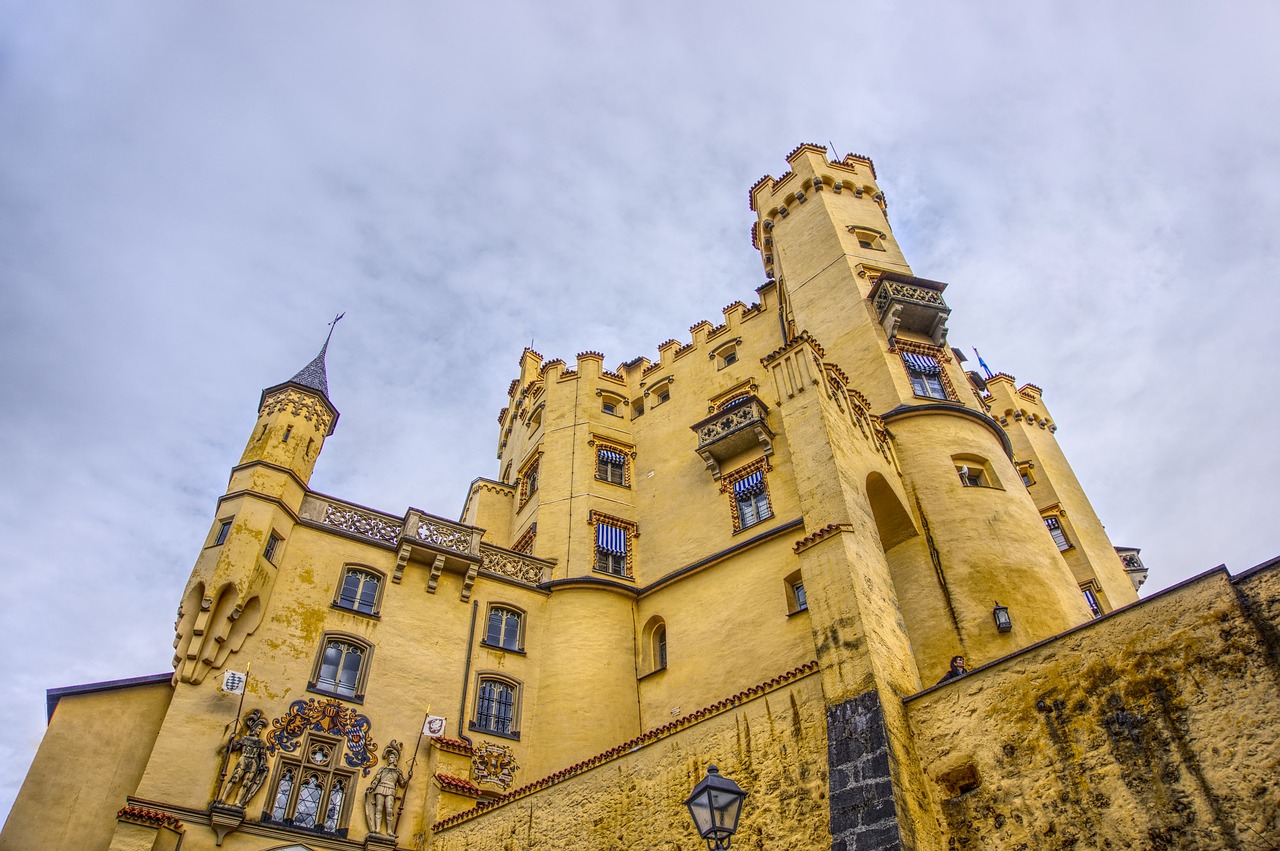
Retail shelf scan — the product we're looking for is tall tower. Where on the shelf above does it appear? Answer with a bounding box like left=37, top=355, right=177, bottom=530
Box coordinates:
left=751, top=145, right=1092, bottom=674
left=172, top=331, right=340, bottom=686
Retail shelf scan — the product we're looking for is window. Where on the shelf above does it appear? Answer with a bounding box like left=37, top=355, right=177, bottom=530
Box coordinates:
left=1045, top=516, right=1071, bottom=551
left=733, top=471, right=772, bottom=529
left=310, top=635, right=371, bottom=700
left=785, top=570, right=808, bottom=614
left=472, top=676, right=520, bottom=738
left=597, top=448, right=627, bottom=486
left=519, top=456, right=540, bottom=506
left=957, top=465, right=985, bottom=488
left=640, top=616, right=667, bottom=676
left=1017, top=461, right=1035, bottom=487
left=657, top=390, right=670, bottom=404
left=1081, top=584, right=1103, bottom=619
left=851, top=228, right=885, bottom=250
left=213, top=520, right=232, bottom=546
left=282, top=425, right=293, bottom=443
left=335, top=567, right=382, bottom=616
left=483, top=606, right=523, bottom=651
left=602, top=401, right=617, bottom=416
left=902, top=353, right=949, bottom=400
left=267, top=732, right=353, bottom=834
left=722, top=350, right=737, bottom=366
left=592, top=513, right=633, bottom=578
left=264, top=532, right=283, bottom=563
left=632, top=398, right=645, bottom=418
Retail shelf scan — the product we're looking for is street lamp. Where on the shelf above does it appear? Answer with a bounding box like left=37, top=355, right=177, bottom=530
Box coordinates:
left=684, top=765, right=747, bottom=850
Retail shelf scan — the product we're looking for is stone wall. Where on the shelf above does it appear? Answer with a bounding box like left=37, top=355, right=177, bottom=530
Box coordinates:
left=906, top=566, right=1280, bottom=850
left=430, top=672, right=830, bottom=851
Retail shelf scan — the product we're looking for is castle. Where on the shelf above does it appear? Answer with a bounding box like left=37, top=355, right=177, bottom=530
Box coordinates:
left=4, top=144, right=1278, bottom=850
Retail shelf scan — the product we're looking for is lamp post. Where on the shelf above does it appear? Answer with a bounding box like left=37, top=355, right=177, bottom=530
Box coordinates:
left=684, top=765, right=747, bottom=850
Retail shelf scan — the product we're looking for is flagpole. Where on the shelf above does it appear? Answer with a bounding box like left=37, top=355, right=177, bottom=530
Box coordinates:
left=394, top=704, right=431, bottom=834
left=214, top=662, right=250, bottom=804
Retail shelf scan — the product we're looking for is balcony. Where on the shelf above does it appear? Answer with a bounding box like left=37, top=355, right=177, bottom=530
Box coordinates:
left=870, top=272, right=951, bottom=345
left=690, top=396, right=774, bottom=478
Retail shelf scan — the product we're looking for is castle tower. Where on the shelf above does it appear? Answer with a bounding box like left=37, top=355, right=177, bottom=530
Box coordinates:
left=172, top=330, right=340, bottom=686
left=752, top=145, right=1092, bottom=670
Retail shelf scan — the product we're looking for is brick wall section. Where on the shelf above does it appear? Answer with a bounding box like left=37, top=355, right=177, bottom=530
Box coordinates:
left=827, top=690, right=904, bottom=851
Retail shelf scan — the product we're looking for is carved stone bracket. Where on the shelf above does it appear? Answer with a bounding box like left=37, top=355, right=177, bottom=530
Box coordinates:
left=427, top=554, right=445, bottom=594
left=208, top=804, right=244, bottom=847
left=392, top=543, right=411, bottom=585
left=460, top=564, right=479, bottom=601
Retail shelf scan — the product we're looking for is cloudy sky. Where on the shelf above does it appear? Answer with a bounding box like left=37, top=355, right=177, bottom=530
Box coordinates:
left=2, top=0, right=1278, bottom=823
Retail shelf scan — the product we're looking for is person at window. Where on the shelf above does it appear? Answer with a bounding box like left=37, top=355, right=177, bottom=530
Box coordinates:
left=937, top=655, right=968, bottom=684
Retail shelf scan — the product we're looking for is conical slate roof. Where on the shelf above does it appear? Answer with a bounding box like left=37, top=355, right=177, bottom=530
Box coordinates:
left=288, top=338, right=331, bottom=398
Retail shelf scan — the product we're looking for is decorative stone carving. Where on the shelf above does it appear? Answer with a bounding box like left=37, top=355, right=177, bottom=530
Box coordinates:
left=216, top=709, right=269, bottom=808
left=261, top=387, right=334, bottom=434
left=471, top=741, right=519, bottom=789
left=323, top=504, right=400, bottom=545
left=690, top=396, right=774, bottom=478
left=415, top=519, right=472, bottom=553
left=364, top=740, right=407, bottom=838
left=266, top=698, right=379, bottom=776
left=427, top=554, right=446, bottom=594
left=480, top=546, right=546, bottom=584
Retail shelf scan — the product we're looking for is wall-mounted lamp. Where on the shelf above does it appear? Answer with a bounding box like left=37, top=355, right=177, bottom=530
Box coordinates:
left=992, top=602, right=1012, bottom=633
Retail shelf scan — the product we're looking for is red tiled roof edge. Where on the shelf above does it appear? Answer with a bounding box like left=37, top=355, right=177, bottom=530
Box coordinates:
left=431, top=661, right=820, bottom=832
left=117, top=805, right=184, bottom=832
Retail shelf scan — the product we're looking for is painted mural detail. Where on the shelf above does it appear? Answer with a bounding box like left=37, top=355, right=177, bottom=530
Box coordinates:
left=266, top=697, right=379, bottom=776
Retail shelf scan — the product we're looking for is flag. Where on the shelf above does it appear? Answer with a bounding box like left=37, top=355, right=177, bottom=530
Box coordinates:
left=222, top=670, right=246, bottom=694
left=423, top=716, right=447, bottom=737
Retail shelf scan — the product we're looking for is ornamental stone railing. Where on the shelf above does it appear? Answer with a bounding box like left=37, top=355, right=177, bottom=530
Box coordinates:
left=871, top=275, right=951, bottom=344
left=690, top=396, right=774, bottom=478
left=302, top=495, right=402, bottom=545
left=479, top=544, right=552, bottom=585
left=406, top=509, right=480, bottom=557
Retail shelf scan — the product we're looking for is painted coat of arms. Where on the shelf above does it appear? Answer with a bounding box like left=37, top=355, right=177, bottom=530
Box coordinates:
left=471, top=741, right=519, bottom=789
left=266, top=697, right=379, bottom=776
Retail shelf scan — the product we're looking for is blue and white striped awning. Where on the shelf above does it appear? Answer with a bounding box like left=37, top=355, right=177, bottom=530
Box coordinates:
left=597, top=522, right=627, bottom=555
left=901, top=352, right=942, bottom=375
left=598, top=448, right=626, bottom=465
left=733, top=470, right=766, bottom=497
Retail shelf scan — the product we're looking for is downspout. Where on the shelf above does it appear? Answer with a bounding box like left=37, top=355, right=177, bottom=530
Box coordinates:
left=457, top=599, right=480, bottom=746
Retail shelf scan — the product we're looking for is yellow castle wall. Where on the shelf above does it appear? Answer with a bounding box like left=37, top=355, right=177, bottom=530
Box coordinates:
left=1, top=681, right=172, bottom=851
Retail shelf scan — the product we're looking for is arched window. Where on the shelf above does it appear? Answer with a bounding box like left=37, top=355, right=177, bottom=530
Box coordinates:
left=310, top=634, right=372, bottom=701
left=471, top=675, right=521, bottom=739
left=640, top=616, right=668, bottom=676
left=483, top=605, right=524, bottom=651
left=335, top=567, right=382, bottom=616
left=266, top=732, right=354, bottom=834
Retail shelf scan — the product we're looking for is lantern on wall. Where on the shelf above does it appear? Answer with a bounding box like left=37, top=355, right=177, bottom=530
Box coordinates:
left=684, top=765, right=747, bottom=850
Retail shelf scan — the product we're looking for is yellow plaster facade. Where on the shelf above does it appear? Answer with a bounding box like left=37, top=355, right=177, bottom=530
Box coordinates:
left=5, top=144, right=1277, bottom=851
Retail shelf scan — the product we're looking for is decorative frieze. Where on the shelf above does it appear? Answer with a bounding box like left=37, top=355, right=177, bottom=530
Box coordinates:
left=414, top=517, right=473, bottom=553
left=261, top=387, right=334, bottom=434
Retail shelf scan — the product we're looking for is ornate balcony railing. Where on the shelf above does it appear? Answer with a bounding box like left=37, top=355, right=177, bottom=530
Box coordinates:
left=690, top=396, right=774, bottom=478
left=405, top=509, right=481, bottom=557
left=870, top=274, right=951, bottom=345
left=480, top=543, right=553, bottom=585
left=302, top=495, right=403, bottom=545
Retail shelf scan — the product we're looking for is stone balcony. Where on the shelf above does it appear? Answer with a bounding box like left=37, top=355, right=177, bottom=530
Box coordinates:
left=301, top=495, right=552, bottom=597
left=869, top=272, right=951, bottom=345
left=690, top=396, right=774, bottom=478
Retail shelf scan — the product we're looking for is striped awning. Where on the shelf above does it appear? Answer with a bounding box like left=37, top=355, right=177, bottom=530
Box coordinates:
left=901, top=352, right=941, bottom=375
left=733, top=470, right=765, bottom=497
left=597, top=522, right=627, bottom=555
left=598, top=448, right=626, bottom=465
